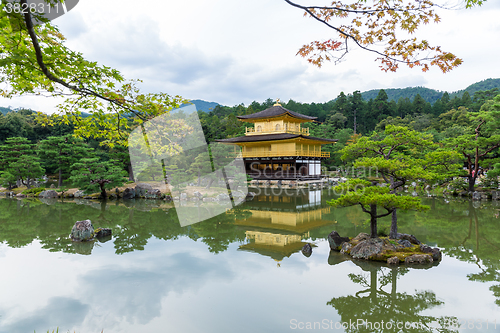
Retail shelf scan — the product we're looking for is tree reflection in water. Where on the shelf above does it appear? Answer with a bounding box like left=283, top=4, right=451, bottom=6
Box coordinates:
left=327, top=254, right=458, bottom=333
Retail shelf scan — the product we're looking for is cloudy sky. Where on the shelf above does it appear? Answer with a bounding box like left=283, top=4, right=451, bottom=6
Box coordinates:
left=3, top=0, right=500, bottom=112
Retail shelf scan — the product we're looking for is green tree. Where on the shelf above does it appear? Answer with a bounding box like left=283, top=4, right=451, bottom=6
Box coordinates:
left=9, top=154, right=45, bottom=189
left=0, top=170, right=17, bottom=190
left=69, top=158, right=127, bottom=199
left=445, top=95, right=500, bottom=192
left=328, top=179, right=428, bottom=238
left=340, top=125, right=461, bottom=238
left=0, top=136, right=33, bottom=170
left=37, top=135, right=91, bottom=187
left=1, top=1, right=186, bottom=147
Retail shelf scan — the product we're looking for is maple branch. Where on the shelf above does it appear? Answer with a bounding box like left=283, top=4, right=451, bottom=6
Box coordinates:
left=20, top=0, right=147, bottom=121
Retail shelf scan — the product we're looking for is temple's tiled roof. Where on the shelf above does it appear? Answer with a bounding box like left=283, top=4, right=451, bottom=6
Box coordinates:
left=237, top=105, right=317, bottom=121
left=215, top=133, right=337, bottom=143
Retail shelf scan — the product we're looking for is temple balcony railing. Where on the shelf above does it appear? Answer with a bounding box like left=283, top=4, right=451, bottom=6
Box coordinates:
left=232, top=150, right=329, bottom=158
left=245, top=127, right=309, bottom=136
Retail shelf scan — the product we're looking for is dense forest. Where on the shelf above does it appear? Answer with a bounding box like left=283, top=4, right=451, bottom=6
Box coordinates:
left=360, top=78, right=500, bottom=104
left=1, top=84, right=500, bottom=194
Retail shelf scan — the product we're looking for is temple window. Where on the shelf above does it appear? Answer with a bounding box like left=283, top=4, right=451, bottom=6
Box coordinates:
left=275, top=124, right=281, bottom=131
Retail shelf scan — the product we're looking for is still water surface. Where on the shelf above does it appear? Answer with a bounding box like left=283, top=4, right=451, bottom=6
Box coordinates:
left=0, top=189, right=499, bottom=333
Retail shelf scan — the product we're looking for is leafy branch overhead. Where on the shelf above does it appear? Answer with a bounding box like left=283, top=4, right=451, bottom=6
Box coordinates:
left=285, top=0, right=484, bottom=72
left=0, top=0, right=187, bottom=147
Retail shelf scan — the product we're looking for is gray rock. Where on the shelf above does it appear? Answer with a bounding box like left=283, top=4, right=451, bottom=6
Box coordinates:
left=122, top=187, right=136, bottom=199
left=180, top=193, right=188, bottom=200
left=145, top=189, right=162, bottom=199
left=397, top=233, right=421, bottom=245
left=405, top=254, right=433, bottom=264
left=472, top=191, right=481, bottom=201
left=70, top=219, right=95, bottom=242
left=419, top=244, right=442, bottom=261
left=135, top=183, right=153, bottom=197
left=164, top=195, right=172, bottom=201
left=351, top=233, right=370, bottom=244
left=387, top=256, right=400, bottom=265
left=301, top=243, right=312, bottom=257
left=327, top=231, right=350, bottom=251
left=193, top=191, right=203, bottom=198
left=50, top=184, right=56, bottom=189
left=74, top=190, right=86, bottom=198
left=340, top=242, right=352, bottom=254
left=16, top=193, right=26, bottom=198
left=39, top=190, right=58, bottom=198
left=398, top=239, right=413, bottom=248
left=350, top=238, right=384, bottom=259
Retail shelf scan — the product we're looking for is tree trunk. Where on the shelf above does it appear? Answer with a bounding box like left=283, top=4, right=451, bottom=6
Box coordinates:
left=389, top=175, right=398, bottom=239
left=370, top=204, right=377, bottom=238
left=58, top=168, right=63, bottom=188
left=389, top=209, right=398, bottom=239
left=468, top=175, right=476, bottom=192
left=100, top=184, right=107, bottom=199
left=128, top=162, right=135, bottom=182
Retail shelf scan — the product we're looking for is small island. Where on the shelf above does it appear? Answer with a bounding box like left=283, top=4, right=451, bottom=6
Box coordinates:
left=327, top=231, right=441, bottom=266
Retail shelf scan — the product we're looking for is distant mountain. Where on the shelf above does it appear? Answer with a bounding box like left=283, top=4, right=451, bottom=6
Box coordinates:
left=449, top=78, right=500, bottom=98
left=361, top=87, right=444, bottom=104
left=0, top=107, right=11, bottom=115
left=360, top=78, right=500, bottom=104
left=188, top=99, right=219, bottom=112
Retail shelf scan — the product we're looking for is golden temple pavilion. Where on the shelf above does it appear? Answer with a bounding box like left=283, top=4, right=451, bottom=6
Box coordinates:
left=216, top=101, right=337, bottom=180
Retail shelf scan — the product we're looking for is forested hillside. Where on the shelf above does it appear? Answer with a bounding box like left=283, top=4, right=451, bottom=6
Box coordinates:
left=360, top=78, right=500, bottom=104
left=361, top=87, right=444, bottom=104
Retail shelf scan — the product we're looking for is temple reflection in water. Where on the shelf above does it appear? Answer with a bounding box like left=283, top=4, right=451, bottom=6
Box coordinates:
left=236, top=188, right=336, bottom=262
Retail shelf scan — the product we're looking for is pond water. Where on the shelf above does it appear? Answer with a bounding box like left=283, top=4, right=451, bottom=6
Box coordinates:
left=0, top=189, right=499, bottom=333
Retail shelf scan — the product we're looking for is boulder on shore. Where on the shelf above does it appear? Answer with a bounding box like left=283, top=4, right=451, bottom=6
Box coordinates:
left=396, top=233, right=421, bottom=245
left=405, top=254, right=433, bottom=264
left=39, top=190, right=58, bottom=199
left=135, top=183, right=153, bottom=197
left=327, top=231, right=350, bottom=251
left=419, top=244, right=442, bottom=261
left=350, top=238, right=384, bottom=259
left=122, top=187, right=135, bottom=199
left=70, top=219, right=94, bottom=242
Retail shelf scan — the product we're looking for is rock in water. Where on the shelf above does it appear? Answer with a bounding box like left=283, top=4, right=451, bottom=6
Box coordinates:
left=405, top=254, right=433, bottom=264
left=70, top=219, right=94, bottom=242
left=350, top=238, right=383, bottom=259
left=327, top=231, right=350, bottom=251
left=419, top=244, right=442, bottom=261
left=387, top=256, right=400, bottom=265
left=301, top=243, right=312, bottom=257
